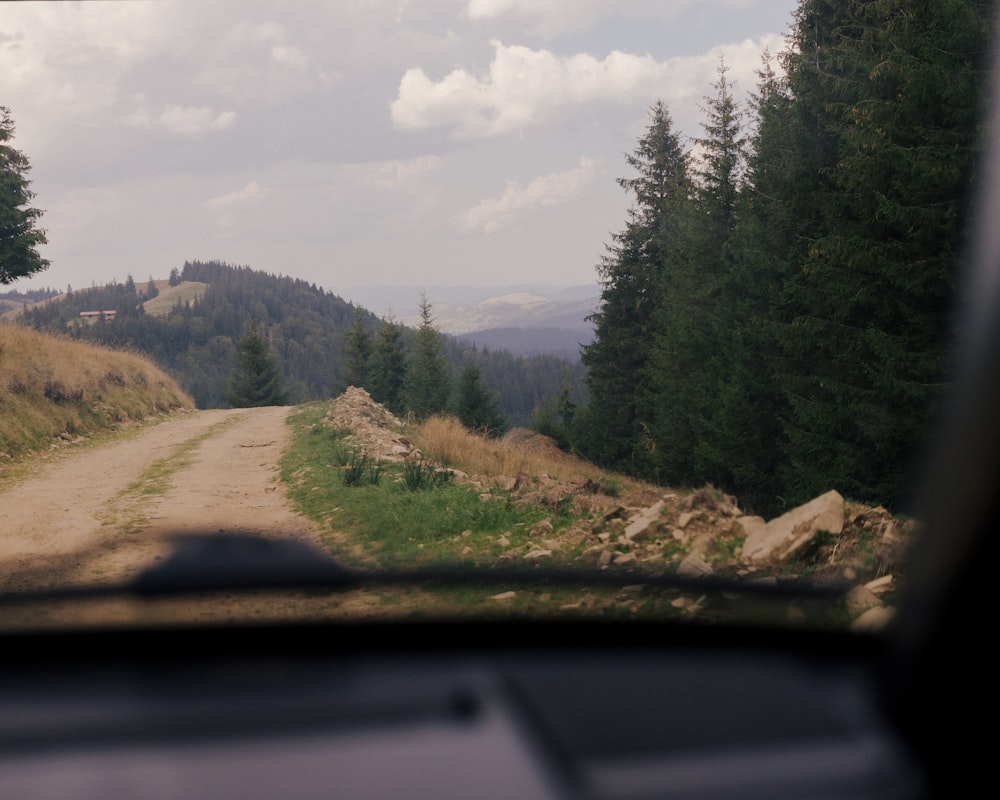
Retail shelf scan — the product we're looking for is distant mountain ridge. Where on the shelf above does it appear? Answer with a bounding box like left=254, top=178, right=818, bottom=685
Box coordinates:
left=342, top=284, right=598, bottom=358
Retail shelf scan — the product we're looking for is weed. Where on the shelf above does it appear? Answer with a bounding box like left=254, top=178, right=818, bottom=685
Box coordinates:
left=707, top=533, right=742, bottom=564
left=401, top=455, right=451, bottom=490
left=342, top=448, right=383, bottom=486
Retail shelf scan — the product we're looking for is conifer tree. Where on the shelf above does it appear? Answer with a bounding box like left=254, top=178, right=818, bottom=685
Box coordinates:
left=368, top=315, right=407, bottom=413
left=224, top=320, right=289, bottom=407
left=702, top=50, right=798, bottom=513
left=649, top=58, right=746, bottom=484
left=579, top=101, right=690, bottom=474
left=341, top=306, right=373, bottom=391
left=775, top=0, right=991, bottom=507
left=453, top=359, right=507, bottom=436
left=403, top=295, right=451, bottom=420
left=0, top=107, right=49, bottom=284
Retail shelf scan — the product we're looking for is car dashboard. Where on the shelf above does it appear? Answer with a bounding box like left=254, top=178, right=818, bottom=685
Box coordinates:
left=0, top=620, right=927, bottom=800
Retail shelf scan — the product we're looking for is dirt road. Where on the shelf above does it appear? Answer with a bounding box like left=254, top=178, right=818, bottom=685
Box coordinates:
left=0, top=407, right=323, bottom=594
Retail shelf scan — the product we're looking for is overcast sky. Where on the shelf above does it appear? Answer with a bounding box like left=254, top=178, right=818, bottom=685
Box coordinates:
left=3, top=1, right=796, bottom=307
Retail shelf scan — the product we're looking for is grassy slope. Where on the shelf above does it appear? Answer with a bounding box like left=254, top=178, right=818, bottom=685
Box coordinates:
left=0, top=280, right=208, bottom=321
left=0, top=324, right=194, bottom=461
left=140, top=281, right=208, bottom=316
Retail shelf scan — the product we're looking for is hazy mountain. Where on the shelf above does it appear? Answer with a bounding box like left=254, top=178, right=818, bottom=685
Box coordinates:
left=341, top=285, right=598, bottom=359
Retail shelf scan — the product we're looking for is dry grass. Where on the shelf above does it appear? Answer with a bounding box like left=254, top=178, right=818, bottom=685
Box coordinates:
left=411, top=414, right=623, bottom=487
left=141, top=281, right=208, bottom=316
left=0, top=323, right=193, bottom=460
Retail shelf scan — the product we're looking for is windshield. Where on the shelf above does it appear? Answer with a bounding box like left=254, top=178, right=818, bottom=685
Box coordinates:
left=0, top=1, right=992, bottom=632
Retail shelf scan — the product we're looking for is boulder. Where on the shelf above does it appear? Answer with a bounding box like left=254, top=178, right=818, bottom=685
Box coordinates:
left=624, top=499, right=666, bottom=541
left=743, top=490, right=845, bottom=562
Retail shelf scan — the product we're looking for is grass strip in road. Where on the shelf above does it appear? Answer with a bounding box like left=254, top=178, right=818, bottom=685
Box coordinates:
left=101, top=413, right=245, bottom=534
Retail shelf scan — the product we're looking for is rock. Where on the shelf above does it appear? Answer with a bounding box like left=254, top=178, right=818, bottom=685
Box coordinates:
left=734, top=515, right=766, bottom=538
left=530, top=519, right=553, bottom=537
left=612, top=551, right=636, bottom=565
left=677, top=553, right=713, bottom=578
left=490, top=591, right=516, bottom=601
left=845, top=585, right=881, bottom=616
left=601, top=505, right=628, bottom=522
left=676, top=511, right=698, bottom=529
left=624, top=499, right=666, bottom=541
left=743, top=490, right=845, bottom=562
left=864, top=574, right=894, bottom=594
left=523, top=549, right=552, bottom=560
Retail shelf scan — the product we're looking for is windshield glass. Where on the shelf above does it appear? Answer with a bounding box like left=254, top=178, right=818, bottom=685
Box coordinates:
left=0, top=1, right=992, bottom=631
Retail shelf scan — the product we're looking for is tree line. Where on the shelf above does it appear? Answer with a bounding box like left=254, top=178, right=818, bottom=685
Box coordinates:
left=19, top=259, right=586, bottom=430
left=558, top=0, right=993, bottom=516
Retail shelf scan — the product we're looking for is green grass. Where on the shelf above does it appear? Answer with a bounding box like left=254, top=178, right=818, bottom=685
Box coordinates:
left=281, top=403, right=569, bottom=570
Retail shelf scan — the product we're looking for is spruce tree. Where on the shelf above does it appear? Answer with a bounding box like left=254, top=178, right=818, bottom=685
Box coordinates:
left=649, top=58, right=746, bottom=485
left=705, top=50, right=798, bottom=514
left=341, top=306, right=373, bottom=391
left=453, top=359, right=507, bottom=436
left=368, top=315, right=407, bottom=413
left=403, top=295, right=451, bottom=420
left=579, top=100, right=690, bottom=475
left=0, top=107, right=49, bottom=284
left=224, top=320, right=289, bottom=407
left=776, top=0, right=992, bottom=507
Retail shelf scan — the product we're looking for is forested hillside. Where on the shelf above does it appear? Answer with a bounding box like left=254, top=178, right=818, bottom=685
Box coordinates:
left=569, top=0, right=993, bottom=516
left=18, top=260, right=584, bottom=427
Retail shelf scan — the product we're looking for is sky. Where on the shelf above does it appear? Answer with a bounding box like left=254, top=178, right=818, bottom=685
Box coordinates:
left=2, top=0, right=797, bottom=309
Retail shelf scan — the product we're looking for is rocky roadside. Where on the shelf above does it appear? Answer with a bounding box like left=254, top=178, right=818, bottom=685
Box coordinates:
left=324, top=387, right=916, bottom=631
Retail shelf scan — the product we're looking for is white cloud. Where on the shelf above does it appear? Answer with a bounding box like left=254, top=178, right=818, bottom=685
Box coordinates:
left=354, top=155, right=445, bottom=191
left=466, top=0, right=698, bottom=37
left=270, top=44, right=307, bottom=68
left=0, top=1, right=185, bottom=144
left=196, top=17, right=335, bottom=99
left=392, top=35, right=782, bottom=139
left=205, top=180, right=265, bottom=226
left=457, top=157, right=597, bottom=234
left=126, top=104, right=237, bottom=136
